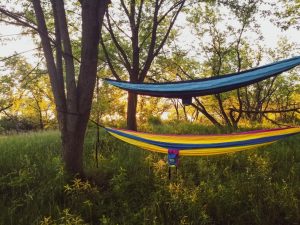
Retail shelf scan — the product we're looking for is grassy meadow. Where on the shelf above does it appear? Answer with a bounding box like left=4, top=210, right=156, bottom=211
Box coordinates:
left=0, top=123, right=300, bottom=225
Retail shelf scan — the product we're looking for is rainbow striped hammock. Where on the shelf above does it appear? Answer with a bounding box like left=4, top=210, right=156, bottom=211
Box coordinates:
left=105, top=127, right=300, bottom=167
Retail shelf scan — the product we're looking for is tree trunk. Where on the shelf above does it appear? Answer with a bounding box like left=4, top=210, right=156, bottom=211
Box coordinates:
left=174, top=102, right=179, bottom=120
left=35, top=0, right=108, bottom=176
left=215, top=94, right=232, bottom=128
left=38, top=110, right=44, bottom=130
left=33, top=94, right=44, bottom=130
left=62, top=127, right=84, bottom=176
left=127, top=92, right=137, bottom=130
left=62, top=0, right=108, bottom=175
left=183, top=105, right=188, bottom=121
left=61, top=113, right=89, bottom=176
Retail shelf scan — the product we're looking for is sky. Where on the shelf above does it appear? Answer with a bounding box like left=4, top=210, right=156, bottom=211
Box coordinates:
left=0, top=25, right=37, bottom=64
left=0, top=3, right=300, bottom=66
left=176, top=10, right=300, bottom=62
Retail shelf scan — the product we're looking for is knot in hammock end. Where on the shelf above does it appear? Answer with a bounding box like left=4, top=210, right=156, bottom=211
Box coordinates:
left=168, top=149, right=179, bottom=180
left=182, top=97, right=192, bottom=106
left=168, top=149, right=179, bottom=167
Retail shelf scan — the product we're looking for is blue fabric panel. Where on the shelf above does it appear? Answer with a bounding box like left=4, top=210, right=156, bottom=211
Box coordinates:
left=105, top=56, right=300, bottom=98
left=105, top=128, right=299, bottom=150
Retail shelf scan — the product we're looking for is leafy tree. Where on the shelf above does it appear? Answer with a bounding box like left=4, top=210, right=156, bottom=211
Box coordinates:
left=272, top=0, right=300, bottom=30
left=100, top=0, right=187, bottom=130
left=0, top=74, right=14, bottom=113
left=0, top=55, right=55, bottom=130
left=186, top=1, right=260, bottom=129
left=91, top=72, right=127, bottom=126
left=0, top=0, right=110, bottom=175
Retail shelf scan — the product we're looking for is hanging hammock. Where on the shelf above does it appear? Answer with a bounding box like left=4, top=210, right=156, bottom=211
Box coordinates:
left=105, top=127, right=300, bottom=159
left=105, top=56, right=300, bottom=99
left=104, top=56, right=300, bottom=171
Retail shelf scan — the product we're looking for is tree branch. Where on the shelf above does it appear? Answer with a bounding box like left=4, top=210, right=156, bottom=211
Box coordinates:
left=139, top=0, right=185, bottom=82
left=53, top=0, right=77, bottom=113
left=136, top=0, right=144, bottom=30
left=191, top=100, right=222, bottom=128
left=51, top=0, right=65, bottom=98
left=0, top=104, right=13, bottom=113
left=108, top=14, right=131, bottom=39
left=0, top=6, right=55, bottom=44
left=99, top=36, right=121, bottom=81
left=157, top=0, right=185, bottom=24
left=138, top=0, right=162, bottom=82
left=229, top=107, right=300, bottom=114
left=32, top=0, right=66, bottom=115
left=120, top=0, right=130, bottom=18
left=105, top=9, right=132, bottom=73
left=262, top=114, right=292, bottom=128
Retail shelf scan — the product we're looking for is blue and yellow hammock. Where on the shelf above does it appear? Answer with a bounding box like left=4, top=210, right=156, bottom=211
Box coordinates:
left=106, top=127, right=300, bottom=166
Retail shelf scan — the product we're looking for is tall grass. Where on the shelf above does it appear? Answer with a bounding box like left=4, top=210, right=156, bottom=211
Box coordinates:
left=0, top=125, right=299, bottom=225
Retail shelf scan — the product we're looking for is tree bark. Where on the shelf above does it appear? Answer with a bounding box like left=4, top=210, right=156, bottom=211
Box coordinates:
left=127, top=92, right=137, bottom=130
left=62, top=121, right=85, bottom=175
